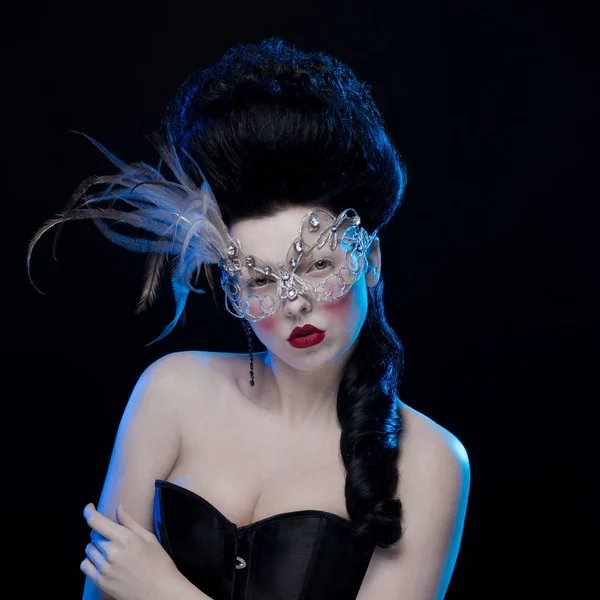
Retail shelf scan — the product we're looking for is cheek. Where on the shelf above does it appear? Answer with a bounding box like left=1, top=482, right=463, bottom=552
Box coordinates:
left=321, top=288, right=357, bottom=319
left=253, top=314, right=278, bottom=335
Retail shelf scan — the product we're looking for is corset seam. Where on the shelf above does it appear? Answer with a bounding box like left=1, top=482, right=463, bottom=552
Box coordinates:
left=154, top=483, right=175, bottom=560
left=298, top=517, right=326, bottom=600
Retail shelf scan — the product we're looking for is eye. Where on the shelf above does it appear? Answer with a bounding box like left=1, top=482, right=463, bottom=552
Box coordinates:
left=248, top=277, right=275, bottom=288
left=311, top=259, right=335, bottom=271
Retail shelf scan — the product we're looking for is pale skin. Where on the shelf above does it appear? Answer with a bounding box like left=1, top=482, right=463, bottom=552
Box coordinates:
left=82, top=206, right=471, bottom=600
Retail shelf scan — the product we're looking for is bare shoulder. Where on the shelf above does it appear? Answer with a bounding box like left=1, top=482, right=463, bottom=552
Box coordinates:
left=399, top=402, right=470, bottom=472
left=144, top=350, right=247, bottom=393
left=355, top=404, right=471, bottom=598
left=141, top=349, right=258, bottom=424
left=396, top=402, right=471, bottom=521
left=144, top=349, right=243, bottom=376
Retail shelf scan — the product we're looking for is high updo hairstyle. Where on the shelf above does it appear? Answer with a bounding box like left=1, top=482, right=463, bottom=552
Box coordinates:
left=164, top=37, right=407, bottom=551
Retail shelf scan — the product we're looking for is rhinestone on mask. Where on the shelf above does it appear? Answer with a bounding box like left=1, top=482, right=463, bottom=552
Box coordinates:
left=220, top=207, right=372, bottom=322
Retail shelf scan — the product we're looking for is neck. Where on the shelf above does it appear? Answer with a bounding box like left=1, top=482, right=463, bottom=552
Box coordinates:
left=249, top=345, right=355, bottom=433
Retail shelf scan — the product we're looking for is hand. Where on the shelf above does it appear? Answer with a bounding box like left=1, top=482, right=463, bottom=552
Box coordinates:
left=81, top=503, right=180, bottom=600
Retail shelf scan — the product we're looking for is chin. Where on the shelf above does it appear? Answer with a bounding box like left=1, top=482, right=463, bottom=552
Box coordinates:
left=279, top=335, right=358, bottom=371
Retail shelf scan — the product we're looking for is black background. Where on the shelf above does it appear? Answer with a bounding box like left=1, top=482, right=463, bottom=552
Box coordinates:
left=3, top=1, right=597, bottom=597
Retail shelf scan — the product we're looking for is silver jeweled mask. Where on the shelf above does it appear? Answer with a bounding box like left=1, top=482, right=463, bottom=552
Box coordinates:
left=219, top=208, right=377, bottom=321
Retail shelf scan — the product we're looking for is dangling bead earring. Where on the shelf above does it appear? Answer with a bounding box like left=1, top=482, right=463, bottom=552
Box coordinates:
left=241, top=319, right=255, bottom=387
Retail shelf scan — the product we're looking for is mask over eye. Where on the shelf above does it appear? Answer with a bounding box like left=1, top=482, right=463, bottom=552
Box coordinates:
left=220, top=208, right=377, bottom=321
left=28, top=134, right=381, bottom=344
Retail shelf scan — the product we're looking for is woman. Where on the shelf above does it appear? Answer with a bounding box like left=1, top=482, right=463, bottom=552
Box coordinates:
left=29, top=38, right=470, bottom=600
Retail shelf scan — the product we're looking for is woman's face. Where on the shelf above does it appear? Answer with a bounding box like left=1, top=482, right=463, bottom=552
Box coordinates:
left=228, top=206, right=381, bottom=372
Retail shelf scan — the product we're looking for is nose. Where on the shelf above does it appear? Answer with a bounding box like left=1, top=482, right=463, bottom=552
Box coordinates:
left=283, top=291, right=312, bottom=317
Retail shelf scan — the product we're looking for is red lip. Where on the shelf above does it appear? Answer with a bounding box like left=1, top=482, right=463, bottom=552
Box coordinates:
left=288, top=324, right=324, bottom=340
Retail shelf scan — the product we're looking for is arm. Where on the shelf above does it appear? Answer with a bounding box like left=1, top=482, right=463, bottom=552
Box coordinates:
left=356, top=424, right=471, bottom=600
left=82, top=352, right=192, bottom=600
left=161, top=574, right=216, bottom=600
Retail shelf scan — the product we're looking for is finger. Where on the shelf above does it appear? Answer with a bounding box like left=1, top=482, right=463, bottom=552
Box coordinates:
left=90, top=531, right=110, bottom=558
left=90, top=537, right=111, bottom=559
left=116, top=504, right=152, bottom=538
left=85, top=542, right=106, bottom=571
left=80, top=557, right=100, bottom=585
left=90, top=530, right=110, bottom=549
left=83, top=504, right=126, bottom=543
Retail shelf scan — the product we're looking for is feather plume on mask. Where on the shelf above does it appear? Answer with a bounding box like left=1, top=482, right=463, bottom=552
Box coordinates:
left=27, top=131, right=231, bottom=345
